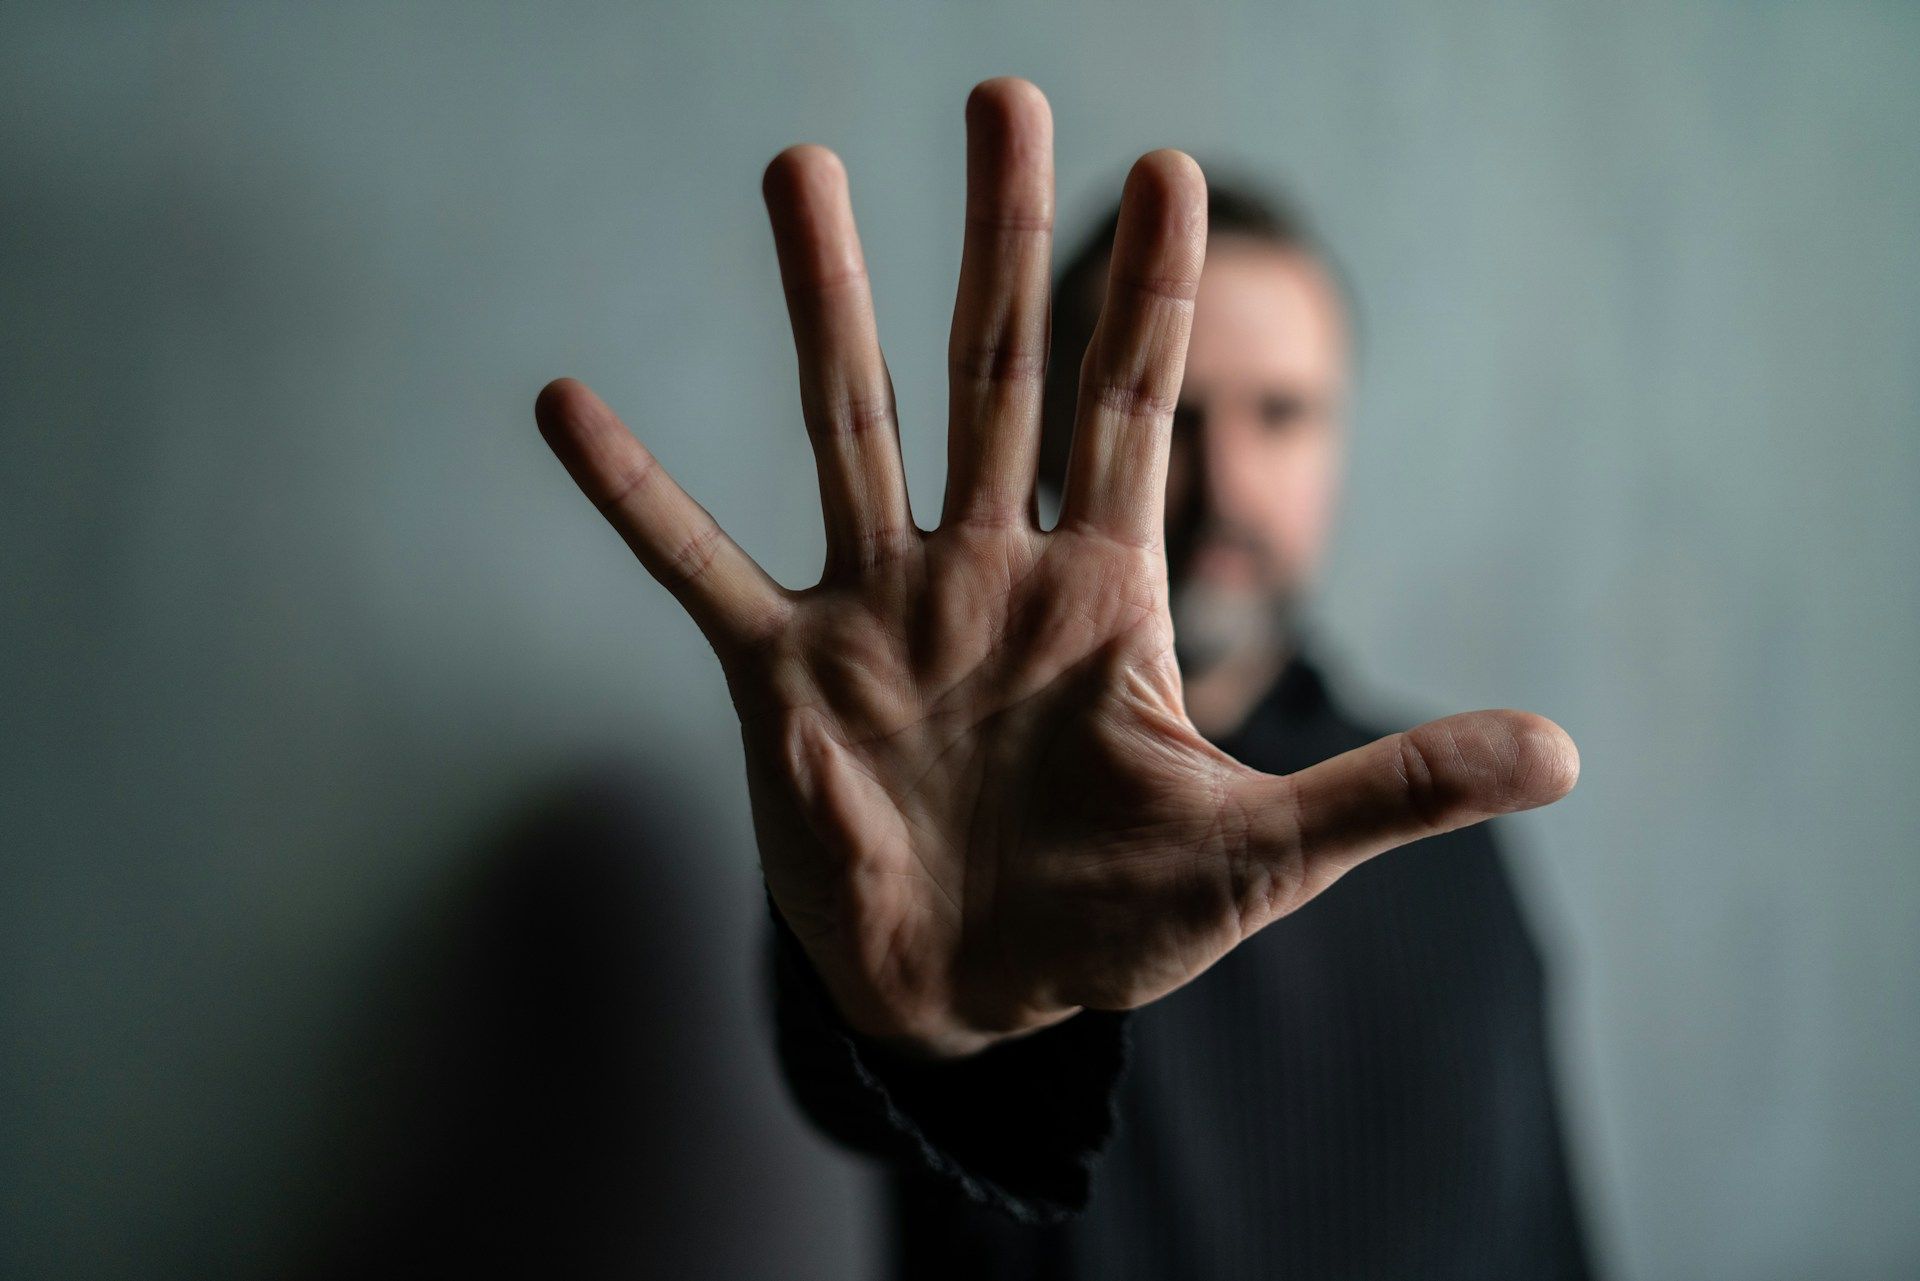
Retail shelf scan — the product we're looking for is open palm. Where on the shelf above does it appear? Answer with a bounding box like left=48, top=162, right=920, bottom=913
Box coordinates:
left=535, top=79, right=1578, bottom=1058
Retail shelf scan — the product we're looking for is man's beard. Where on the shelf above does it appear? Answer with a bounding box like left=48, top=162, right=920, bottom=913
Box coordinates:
left=1170, top=574, right=1299, bottom=679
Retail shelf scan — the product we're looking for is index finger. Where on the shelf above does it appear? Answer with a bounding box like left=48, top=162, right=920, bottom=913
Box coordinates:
left=1056, top=150, right=1207, bottom=548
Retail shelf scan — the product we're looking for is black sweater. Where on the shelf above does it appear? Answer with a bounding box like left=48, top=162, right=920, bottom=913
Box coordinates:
left=767, top=654, right=1594, bottom=1280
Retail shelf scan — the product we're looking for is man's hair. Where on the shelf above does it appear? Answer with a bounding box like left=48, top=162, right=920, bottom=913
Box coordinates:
left=1038, top=174, right=1337, bottom=495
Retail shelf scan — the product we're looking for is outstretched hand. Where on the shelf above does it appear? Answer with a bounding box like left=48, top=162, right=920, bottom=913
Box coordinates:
left=535, top=78, right=1578, bottom=1059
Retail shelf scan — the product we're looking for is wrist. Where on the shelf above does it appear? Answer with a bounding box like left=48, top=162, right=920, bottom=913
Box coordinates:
left=837, top=995, right=1100, bottom=1073
left=769, top=897, right=1074, bottom=1060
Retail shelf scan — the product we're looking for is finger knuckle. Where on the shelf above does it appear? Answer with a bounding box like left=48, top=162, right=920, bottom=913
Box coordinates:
left=808, top=391, right=896, bottom=441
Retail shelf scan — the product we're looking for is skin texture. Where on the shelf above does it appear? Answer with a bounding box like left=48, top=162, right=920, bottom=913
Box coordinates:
left=534, top=78, right=1579, bottom=1059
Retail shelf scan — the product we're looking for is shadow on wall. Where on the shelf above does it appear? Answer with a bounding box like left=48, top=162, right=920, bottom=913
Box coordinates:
left=291, top=766, right=784, bottom=1279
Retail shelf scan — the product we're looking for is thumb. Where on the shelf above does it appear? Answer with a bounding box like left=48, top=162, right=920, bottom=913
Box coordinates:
left=1228, top=709, right=1579, bottom=934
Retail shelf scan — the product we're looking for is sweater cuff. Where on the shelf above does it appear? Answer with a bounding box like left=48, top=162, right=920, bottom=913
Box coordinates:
left=767, top=890, right=1130, bottom=1222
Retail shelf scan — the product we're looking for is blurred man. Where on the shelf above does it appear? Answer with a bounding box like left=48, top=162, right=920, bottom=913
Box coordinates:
left=536, top=78, right=1590, bottom=1280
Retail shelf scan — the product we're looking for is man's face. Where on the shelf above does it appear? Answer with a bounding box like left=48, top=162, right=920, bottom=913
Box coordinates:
left=1163, top=237, right=1349, bottom=673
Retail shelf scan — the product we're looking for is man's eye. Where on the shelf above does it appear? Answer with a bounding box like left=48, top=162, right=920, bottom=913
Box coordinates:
left=1258, top=396, right=1307, bottom=431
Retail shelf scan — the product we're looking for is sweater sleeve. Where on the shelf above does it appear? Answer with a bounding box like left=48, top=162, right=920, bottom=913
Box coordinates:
left=762, top=888, right=1131, bottom=1223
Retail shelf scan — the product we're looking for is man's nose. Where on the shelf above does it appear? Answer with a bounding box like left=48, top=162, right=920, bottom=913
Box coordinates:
left=1192, top=412, right=1251, bottom=516
left=1167, top=411, right=1233, bottom=532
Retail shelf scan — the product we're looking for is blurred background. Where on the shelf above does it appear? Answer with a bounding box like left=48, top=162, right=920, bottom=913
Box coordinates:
left=3, top=2, right=1916, bottom=1278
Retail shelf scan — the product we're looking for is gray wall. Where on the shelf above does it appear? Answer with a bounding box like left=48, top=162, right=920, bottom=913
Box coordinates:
left=4, top=2, right=1916, bottom=1278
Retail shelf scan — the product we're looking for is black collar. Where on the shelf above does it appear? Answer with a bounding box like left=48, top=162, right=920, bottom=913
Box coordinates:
left=1269, top=647, right=1333, bottom=720
left=1207, top=642, right=1338, bottom=752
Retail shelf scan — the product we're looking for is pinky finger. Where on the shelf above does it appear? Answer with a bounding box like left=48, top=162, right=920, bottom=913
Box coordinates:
left=535, top=378, right=790, bottom=652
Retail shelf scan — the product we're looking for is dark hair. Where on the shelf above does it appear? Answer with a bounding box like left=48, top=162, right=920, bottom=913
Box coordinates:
left=1038, top=173, right=1343, bottom=495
